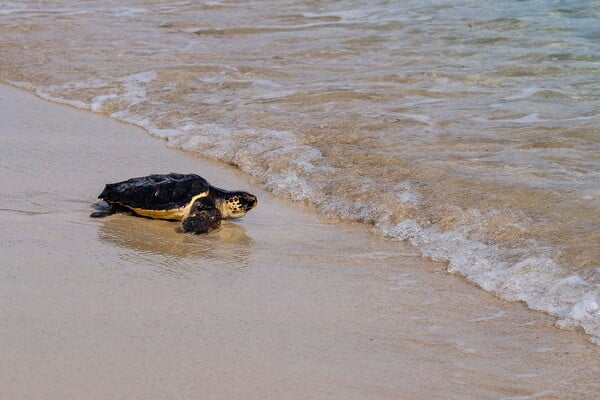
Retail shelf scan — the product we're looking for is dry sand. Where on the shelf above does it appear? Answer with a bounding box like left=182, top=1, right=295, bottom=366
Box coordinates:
left=1, top=84, right=599, bottom=399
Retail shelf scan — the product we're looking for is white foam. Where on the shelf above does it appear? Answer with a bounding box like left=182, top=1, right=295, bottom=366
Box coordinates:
left=503, top=87, right=545, bottom=101
left=38, top=72, right=158, bottom=115
left=116, top=71, right=157, bottom=105
left=0, top=2, right=26, bottom=15
left=503, top=86, right=571, bottom=101
left=564, top=293, right=599, bottom=325
left=376, top=217, right=600, bottom=343
left=108, top=110, right=187, bottom=142
left=302, top=9, right=372, bottom=22
left=397, top=96, right=444, bottom=107
left=509, top=113, right=542, bottom=123
left=91, top=94, right=118, bottom=112
left=473, top=112, right=595, bottom=126
left=0, top=4, right=87, bottom=16
left=394, top=181, right=420, bottom=206
left=499, top=390, right=558, bottom=400
left=266, top=171, right=316, bottom=201
left=33, top=88, right=90, bottom=110
left=396, top=113, right=432, bottom=125
left=109, top=7, right=148, bottom=18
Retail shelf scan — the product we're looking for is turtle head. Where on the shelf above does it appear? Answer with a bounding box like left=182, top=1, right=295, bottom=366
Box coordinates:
left=213, top=189, right=258, bottom=220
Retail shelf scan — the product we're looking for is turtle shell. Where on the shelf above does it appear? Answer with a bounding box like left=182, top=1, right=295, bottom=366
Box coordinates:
left=98, top=173, right=211, bottom=219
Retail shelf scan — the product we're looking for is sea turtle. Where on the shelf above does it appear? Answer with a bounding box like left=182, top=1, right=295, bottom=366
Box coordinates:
left=90, top=173, right=257, bottom=234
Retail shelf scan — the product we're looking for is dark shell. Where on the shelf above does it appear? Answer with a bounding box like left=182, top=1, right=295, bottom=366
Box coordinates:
left=98, top=173, right=210, bottom=211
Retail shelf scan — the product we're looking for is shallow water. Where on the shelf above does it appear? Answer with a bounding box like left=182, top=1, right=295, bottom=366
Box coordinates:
left=3, top=83, right=600, bottom=399
left=1, top=0, right=599, bottom=342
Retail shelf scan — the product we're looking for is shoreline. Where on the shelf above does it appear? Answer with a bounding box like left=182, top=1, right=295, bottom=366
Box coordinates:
left=2, top=83, right=599, bottom=399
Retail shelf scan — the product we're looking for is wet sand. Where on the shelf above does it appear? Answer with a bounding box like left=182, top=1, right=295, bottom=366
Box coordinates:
left=1, top=83, right=599, bottom=399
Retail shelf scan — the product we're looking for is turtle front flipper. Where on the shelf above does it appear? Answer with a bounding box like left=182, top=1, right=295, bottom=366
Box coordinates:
left=182, top=209, right=222, bottom=234
left=181, top=198, right=222, bottom=234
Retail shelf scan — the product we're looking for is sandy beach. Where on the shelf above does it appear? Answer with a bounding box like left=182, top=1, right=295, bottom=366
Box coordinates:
left=1, top=83, right=599, bottom=399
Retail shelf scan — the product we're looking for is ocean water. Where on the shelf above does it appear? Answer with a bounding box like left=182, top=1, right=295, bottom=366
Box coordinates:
left=1, top=0, right=598, bottom=343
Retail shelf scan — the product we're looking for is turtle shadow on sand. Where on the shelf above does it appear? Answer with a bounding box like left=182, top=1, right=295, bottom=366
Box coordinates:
left=90, top=173, right=258, bottom=270
left=96, top=214, right=253, bottom=265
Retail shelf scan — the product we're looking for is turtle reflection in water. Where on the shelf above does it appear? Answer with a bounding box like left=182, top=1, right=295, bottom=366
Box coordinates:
left=90, top=173, right=258, bottom=234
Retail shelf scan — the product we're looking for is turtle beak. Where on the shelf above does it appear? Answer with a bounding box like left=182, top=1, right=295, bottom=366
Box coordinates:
left=247, top=194, right=258, bottom=210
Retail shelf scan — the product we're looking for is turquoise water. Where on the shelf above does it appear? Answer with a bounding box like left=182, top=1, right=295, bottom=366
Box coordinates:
left=1, top=0, right=599, bottom=342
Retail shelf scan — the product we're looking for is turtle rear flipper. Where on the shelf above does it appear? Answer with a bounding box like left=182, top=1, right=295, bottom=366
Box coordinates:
left=90, top=201, right=115, bottom=218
